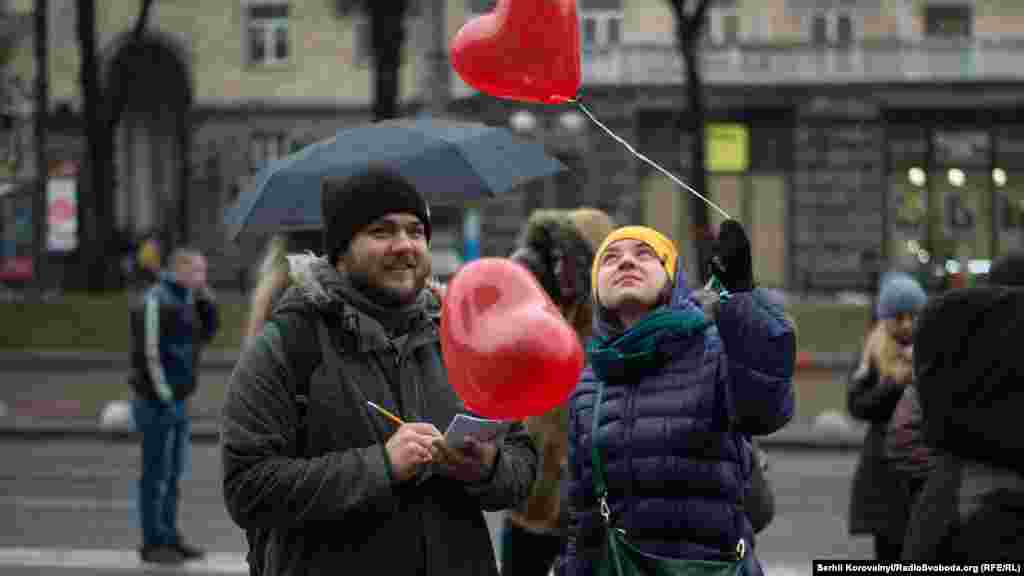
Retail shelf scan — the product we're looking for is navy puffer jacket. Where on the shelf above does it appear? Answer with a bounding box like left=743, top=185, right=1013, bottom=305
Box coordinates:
left=565, top=260, right=795, bottom=574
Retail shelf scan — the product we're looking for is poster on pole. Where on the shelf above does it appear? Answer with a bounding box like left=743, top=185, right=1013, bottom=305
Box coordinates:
left=47, top=177, right=77, bottom=252
left=706, top=123, right=750, bottom=173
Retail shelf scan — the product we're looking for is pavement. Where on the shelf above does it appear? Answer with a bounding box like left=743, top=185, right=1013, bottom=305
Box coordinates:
left=0, top=348, right=867, bottom=450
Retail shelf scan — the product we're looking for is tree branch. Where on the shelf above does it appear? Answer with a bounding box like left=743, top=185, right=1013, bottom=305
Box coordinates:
left=333, top=0, right=362, bottom=18
left=667, top=0, right=685, bottom=25
left=132, top=0, right=155, bottom=41
left=690, top=0, right=714, bottom=33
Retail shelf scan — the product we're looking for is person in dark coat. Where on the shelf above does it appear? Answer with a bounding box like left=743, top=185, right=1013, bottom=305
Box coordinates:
left=220, top=168, right=538, bottom=576
left=911, top=284, right=1024, bottom=560
left=564, top=222, right=795, bottom=576
left=131, top=248, right=219, bottom=564
left=847, top=272, right=926, bottom=561
left=902, top=250, right=1024, bottom=561
left=885, top=383, right=933, bottom=500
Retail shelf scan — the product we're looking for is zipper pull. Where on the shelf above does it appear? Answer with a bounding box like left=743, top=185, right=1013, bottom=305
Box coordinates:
left=389, top=340, right=400, bottom=367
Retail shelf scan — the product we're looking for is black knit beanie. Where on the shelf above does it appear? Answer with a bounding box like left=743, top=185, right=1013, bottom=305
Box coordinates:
left=322, top=168, right=432, bottom=266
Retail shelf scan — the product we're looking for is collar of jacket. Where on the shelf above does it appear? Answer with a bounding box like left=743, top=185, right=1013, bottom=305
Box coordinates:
left=321, top=298, right=438, bottom=356
left=274, top=253, right=438, bottom=356
left=158, top=270, right=192, bottom=302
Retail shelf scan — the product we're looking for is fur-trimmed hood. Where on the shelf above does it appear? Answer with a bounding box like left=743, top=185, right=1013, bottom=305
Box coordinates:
left=511, top=210, right=596, bottom=310
left=261, top=252, right=441, bottom=347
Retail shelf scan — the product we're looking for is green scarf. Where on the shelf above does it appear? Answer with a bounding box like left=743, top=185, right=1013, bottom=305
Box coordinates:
left=587, top=308, right=712, bottom=383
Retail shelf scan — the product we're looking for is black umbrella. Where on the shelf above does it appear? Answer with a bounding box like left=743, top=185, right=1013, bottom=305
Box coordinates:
left=224, top=116, right=566, bottom=242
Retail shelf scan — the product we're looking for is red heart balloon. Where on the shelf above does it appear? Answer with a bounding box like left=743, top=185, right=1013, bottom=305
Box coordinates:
left=440, top=258, right=584, bottom=420
left=450, top=0, right=581, bottom=105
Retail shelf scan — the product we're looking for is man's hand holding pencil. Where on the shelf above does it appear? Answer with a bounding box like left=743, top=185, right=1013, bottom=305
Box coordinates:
left=368, top=401, right=443, bottom=484
left=368, top=401, right=497, bottom=485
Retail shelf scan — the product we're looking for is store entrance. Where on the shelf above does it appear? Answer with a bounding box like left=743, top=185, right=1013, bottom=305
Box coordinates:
left=887, top=116, right=1024, bottom=287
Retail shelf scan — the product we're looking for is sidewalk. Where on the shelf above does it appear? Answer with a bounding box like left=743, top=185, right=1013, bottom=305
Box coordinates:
left=0, top=348, right=859, bottom=372
left=0, top=349, right=865, bottom=450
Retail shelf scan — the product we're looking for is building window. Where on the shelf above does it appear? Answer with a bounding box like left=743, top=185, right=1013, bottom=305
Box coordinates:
left=247, top=3, right=290, bottom=65
left=250, top=132, right=289, bottom=173
left=925, top=4, right=972, bottom=38
left=811, top=14, right=828, bottom=45
left=581, top=11, right=624, bottom=49
left=354, top=17, right=371, bottom=67
left=583, top=18, right=598, bottom=46
left=809, top=10, right=856, bottom=46
left=706, top=1, right=740, bottom=46
left=836, top=13, right=853, bottom=46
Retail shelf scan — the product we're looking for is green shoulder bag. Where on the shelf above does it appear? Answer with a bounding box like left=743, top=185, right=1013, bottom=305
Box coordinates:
left=590, top=380, right=747, bottom=576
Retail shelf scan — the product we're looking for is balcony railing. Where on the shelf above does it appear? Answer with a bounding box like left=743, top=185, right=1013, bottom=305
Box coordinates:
left=581, top=39, right=1024, bottom=86
left=449, top=38, right=1024, bottom=98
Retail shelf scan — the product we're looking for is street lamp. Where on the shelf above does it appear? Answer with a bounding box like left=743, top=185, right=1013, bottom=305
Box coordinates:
left=506, top=109, right=589, bottom=212
left=557, top=110, right=586, bottom=134
left=509, top=109, right=538, bottom=134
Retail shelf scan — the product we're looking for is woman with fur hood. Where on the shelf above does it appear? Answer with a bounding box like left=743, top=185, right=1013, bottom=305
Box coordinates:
left=847, top=272, right=927, bottom=561
left=502, top=208, right=615, bottom=576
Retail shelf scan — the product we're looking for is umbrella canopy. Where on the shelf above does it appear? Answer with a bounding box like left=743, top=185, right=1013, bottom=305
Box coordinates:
left=225, top=116, right=567, bottom=242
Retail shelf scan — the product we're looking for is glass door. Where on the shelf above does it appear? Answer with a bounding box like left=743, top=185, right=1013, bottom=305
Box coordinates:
left=930, top=130, right=993, bottom=280
left=996, top=128, right=1024, bottom=255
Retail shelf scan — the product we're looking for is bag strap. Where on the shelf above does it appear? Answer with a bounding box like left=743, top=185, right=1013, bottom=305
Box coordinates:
left=588, top=377, right=747, bottom=561
left=589, top=380, right=611, bottom=526
left=271, top=310, right=323, bottom=458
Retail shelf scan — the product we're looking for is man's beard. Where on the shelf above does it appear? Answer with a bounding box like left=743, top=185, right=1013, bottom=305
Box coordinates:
left=347, top=261, right=428, bottom=308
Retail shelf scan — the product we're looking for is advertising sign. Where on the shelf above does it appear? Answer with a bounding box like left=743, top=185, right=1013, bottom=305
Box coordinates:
left=47, top=177, right=77, bottom=252
left=706, top=123, right=750, bottom=173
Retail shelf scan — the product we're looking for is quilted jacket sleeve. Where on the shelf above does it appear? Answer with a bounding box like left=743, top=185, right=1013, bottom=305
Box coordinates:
left=714, top=288, right=796, bottom=435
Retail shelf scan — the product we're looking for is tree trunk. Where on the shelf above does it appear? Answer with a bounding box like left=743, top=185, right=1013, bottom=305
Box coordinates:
left=369, top=3, right=408, bottom=121
left=131, top=0, right=155, bottom=39
left=78, top=0, right=110, bottom=292
left=680, top=34, right=710, bottom=279
left=32, top=0, right=47, bottom=299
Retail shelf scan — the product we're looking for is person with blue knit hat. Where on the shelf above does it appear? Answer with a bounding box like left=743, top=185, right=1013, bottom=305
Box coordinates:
left=848, top=270, right=927, bottom=561
left=876, top=272, right=928, bottom=322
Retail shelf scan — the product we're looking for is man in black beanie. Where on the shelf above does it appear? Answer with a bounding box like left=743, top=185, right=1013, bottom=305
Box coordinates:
left=221, top=167, right=538, bottom=575
left=321, top=168, right=434, bottom=307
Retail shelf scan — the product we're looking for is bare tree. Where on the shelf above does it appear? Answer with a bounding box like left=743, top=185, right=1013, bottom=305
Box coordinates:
left=336, top=0, right=412, bottom=121
left=77, top=0, right=155, bottom=292
left=666, top=0, right=714, bottom=274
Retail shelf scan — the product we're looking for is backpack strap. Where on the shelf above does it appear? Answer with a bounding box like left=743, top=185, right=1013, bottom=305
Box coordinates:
left=269, top=309, right=323, bottom=458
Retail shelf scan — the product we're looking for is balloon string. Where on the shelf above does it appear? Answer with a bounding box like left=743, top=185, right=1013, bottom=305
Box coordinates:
left=566, top=98, right=732, bottom=221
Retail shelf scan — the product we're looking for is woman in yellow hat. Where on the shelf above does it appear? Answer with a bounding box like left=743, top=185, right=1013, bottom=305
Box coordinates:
left=563, top=221, right=795, bottom=576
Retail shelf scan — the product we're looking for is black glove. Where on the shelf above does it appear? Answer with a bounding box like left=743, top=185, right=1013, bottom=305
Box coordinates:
left=706, top=219, right=754, bottom=293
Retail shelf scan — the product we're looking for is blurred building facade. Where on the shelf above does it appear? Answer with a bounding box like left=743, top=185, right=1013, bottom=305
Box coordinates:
left=458, top=0, right=1024, bottom=291
left=0, top=0, right=1021, bottom=291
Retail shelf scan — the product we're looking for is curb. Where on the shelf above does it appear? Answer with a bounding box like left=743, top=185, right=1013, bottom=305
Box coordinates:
left=758, top=426, right=866, bottom=452
left=0, top=349, right=859, bottom=372
left=0, top=349, right=241, bottom=371
left=0, top=417, right=223, bottom=443
left=0, top=416, right=864, bottom=450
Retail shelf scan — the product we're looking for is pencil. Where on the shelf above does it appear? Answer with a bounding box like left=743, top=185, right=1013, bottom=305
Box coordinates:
left=366, top=401, right=405, bottom=427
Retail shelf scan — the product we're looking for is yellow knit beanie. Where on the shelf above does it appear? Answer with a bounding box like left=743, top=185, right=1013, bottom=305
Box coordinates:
left=591, top=226, right=678, bottom=300
left=138, top=239, right=161, bottom=271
